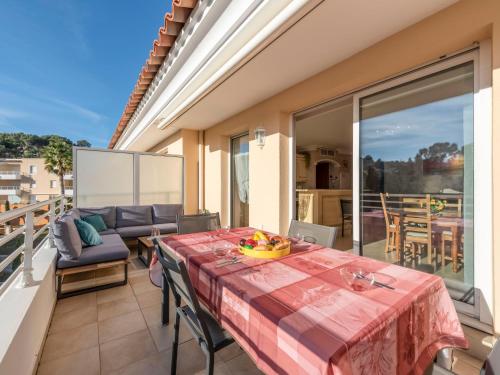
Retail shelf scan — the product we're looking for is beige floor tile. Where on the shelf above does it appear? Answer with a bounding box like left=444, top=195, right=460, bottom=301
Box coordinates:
left=99, top=310, right=147, bottom=343
left=136, top=289, right=163, bottom=309
left=454, top=349, right=483, bottom=369
left=141, top=303, right=170, bottom=325
left=130, top=277, right=158, bottom=295
left=41, top=322, right=98, bottom=363
left=98, top=295, right=140, bottom=321
left=108, top=352, right=170, bottom=375
left=49, top=305, right=97, bottom=334
left=215, top=342, right=245, bottom=362
left=97, top=284, right=134, bottom=304
left=37, top=346, right=100, bottom=375
left=53, top=292, right=96, bottom=316
left=173, top=339, right=230, bottom=375
left=100, top=329, right=157, bottom=373
left=141, top=304, right=192, bottom=351
left=225, top=353, right=263, bottom=375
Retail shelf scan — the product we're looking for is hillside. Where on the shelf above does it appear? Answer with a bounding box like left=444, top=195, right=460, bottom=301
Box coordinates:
left=0, top=133, right=91, bottom=158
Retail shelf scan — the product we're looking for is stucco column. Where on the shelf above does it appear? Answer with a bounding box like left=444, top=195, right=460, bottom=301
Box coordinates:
left=491, top=18, right=500, bottom=335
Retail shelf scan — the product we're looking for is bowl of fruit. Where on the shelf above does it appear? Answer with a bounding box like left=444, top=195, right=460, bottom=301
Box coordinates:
left=238, top=230, right=291, bottom=259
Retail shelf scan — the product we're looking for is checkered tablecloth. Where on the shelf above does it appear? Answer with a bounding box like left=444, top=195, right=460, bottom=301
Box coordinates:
left=161, top=227, right=467, bottom=375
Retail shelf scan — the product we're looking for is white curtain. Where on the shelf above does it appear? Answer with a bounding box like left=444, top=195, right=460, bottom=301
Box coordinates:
left=234, top=153, right=249, bottom=204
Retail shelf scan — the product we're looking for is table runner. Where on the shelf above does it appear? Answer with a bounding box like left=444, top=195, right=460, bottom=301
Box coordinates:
left=161, top=227, right=467, bottom=375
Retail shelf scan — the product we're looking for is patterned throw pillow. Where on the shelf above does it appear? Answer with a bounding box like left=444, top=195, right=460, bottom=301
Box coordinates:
left=82, top=214, right=107, bottom=232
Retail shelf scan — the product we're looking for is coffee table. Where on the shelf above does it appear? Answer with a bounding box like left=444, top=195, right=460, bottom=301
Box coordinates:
left=137, top=236, right=154, bottom=267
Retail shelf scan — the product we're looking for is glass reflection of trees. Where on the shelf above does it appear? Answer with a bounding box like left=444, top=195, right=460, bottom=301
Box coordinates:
left=363, top=141, right=466, bottom=194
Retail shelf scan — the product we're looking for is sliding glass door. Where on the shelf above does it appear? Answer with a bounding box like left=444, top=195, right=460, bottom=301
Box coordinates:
left=351, top=50, right=493, bottom=320
left=231, top=134, right=249, bottom=227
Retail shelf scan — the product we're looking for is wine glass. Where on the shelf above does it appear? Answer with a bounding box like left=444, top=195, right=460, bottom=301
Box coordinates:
left=151, top=225, right=160, bottom=238
left=213, top=242, right=231, bottom=258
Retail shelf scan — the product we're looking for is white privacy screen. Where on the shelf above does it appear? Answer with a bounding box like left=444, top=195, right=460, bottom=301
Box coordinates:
left=74, top=148, right=183, bottom=208
left=139, top=154, right=183, bottom=205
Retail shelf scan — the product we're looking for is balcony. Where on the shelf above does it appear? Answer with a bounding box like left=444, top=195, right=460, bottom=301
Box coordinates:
left=0, top=185, right=22, bottom=195
left=64, top=189, right=73, bottom=197
left=63, top=174, right=73, bottom=181
left=0, top=171, right=22, bottom=180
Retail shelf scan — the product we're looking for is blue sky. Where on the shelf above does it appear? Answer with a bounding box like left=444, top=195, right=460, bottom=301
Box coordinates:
left=0, top=0, right=168, bottom=147
left=360, top=94, right=473, bottom=161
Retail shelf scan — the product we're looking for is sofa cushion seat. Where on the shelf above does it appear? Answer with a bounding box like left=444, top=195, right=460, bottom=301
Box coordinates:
left=57, top=234, right=129, bottom=269
left=116, top=225, right=153, bottom=238
left=116, top=205, right=153, bottom=227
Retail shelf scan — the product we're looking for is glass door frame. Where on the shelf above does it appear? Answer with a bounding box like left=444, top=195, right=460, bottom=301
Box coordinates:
left=230, top=132, right=249, bottom=228
left=352, top=43, right=493, bottom=326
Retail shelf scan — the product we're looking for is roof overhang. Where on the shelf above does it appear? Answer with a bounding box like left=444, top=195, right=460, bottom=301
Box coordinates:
left=114, top=0, right=458, bottom=151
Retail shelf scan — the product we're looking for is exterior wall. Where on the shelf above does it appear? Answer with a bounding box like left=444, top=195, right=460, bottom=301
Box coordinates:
left=149, top=129, right=199, bottom=214
left=199, top=0, right=500, bottom=331
left=19, top=159, right=60, bottom=201
left=0, top=159, right=60, bottom=203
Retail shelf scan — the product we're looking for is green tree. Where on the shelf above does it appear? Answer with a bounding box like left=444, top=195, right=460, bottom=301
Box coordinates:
left=75, top=139, right=91, bottom=148
left=42, top=140, right=72, bottom=196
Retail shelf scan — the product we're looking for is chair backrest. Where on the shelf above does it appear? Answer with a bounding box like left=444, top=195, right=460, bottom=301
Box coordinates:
left=177, top=213, right=221, bottom=234
left=380, top=193, right=391, bottom=228
left=340, top=199, right=352, bottom=217
left=288, top=220, right=337, bottom=248
left=153, top=238, right=214, bottom=348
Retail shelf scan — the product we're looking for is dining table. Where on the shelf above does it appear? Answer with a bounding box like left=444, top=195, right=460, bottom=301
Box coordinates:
left=159, top=227, right=468, bottom=375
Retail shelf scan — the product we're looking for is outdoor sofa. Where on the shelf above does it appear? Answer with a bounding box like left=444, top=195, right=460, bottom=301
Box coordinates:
left=53, top=204, right=183, bottom=298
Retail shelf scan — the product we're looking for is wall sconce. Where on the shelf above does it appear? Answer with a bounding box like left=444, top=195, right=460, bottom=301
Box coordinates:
left=254, top=127, right=266, bottom=149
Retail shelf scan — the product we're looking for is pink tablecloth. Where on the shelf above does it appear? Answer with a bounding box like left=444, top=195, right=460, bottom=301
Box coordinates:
left=161, top=227, right=467, bottom=375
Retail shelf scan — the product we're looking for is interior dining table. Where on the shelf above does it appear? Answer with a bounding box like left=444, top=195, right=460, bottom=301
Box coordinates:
left=158, top=227, right=468, bottom=375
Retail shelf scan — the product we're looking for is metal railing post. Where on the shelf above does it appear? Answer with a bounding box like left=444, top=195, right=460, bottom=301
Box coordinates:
left=21, top=210, right=34, bottom=287
left=49, top=202, right=56, bottom=248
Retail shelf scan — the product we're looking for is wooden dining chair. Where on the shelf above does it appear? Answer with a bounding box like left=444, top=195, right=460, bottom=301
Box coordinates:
left=288, top=220, right=337, bottom=248
left=177, top=213, right=221, bottom=234
left=402, top=194, right=435, bottom=264
left=340, top=199, right=352, bottom=237
left=153, top=239, right=234, bottom=375
left=439, top=222, right=462, bottom=273
left=380, top=193, right=399, bottom=255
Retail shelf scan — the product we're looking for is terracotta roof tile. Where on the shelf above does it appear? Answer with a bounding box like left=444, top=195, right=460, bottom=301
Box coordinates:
left=108, top=0, right=198, bottom=148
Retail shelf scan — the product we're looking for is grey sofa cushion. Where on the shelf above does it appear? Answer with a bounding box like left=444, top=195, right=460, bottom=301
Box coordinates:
left=155, top=223, right=178, bottom=234
left=152, top=204, right=183, bottom=224
left=57, top=234, right=129, bottom=269
left=53, top=214, right=82, bottom=260
left=79, top=207, right=116, bottom=229
left=116, top=205, right=153, bottom=227
left=116, top=225, right=153, bottom=238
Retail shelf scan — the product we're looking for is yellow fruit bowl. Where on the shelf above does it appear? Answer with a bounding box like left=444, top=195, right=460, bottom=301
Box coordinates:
left=239, top=243, right=291, bottom=259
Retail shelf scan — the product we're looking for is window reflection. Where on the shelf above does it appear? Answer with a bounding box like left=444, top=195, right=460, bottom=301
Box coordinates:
left=359, top=62, right=474, bottom=304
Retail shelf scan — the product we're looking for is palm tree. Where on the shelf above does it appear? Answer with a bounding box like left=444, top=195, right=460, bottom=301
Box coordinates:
left=42, top=140, right=72, bottom=196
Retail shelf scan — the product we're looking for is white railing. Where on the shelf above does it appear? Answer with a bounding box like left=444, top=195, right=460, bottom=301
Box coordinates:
left=0, top=186, right=22, bottom=191
left=0, top=171, right=22, bottom=178
left=0, top=196, right=65, bottom=294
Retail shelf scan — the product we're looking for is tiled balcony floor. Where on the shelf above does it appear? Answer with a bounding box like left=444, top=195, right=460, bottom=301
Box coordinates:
left=37, top=256, right=263, bottom=375
left=37, top=242, right=485, bottom=375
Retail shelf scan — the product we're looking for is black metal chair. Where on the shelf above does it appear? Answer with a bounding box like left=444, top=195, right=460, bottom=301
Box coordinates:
left=288, top=220, right=337, bottom=248
left=340, top=199, right=353, bottom=237
left=177, top=213, right=221, bottom=234
left=153, top=238, right=234, bottom=375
